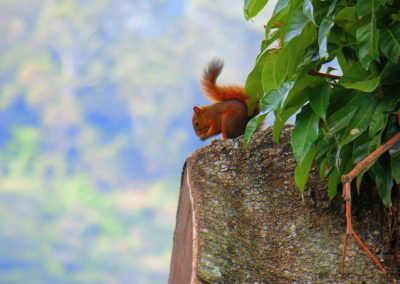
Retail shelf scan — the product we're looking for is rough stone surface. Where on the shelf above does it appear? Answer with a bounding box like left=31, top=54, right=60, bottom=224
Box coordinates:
left=169, top=126, right=400, bottom=283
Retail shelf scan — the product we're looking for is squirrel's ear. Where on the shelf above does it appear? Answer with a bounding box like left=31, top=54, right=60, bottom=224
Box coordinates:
left=193, top=106, right=203, bottom=115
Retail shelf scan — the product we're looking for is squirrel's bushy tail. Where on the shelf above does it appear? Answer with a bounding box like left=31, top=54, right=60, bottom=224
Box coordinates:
left=202, top=59, right=247, bottom=103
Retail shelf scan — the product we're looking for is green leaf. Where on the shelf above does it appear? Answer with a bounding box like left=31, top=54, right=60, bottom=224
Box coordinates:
left=260, top=81, right=295, bottom=112
left=292, top=104, right=320, bottom=163
left=340, top=96, right=377, bottom=146
left=328, top=168, right=339, bottom=200
left=244, top=81, right=293, bottom=146
left=352, top=133, right=379, bottom=164
left=272, top=47, right=295, bottom=87
left=309, top=83, right=331, bottom=120
left=386, top=113, right=400, bottom=140
left=370, top=159, right=393, bottom=208
left=351, top=134, right=380, bottom=188
left=340, top=76, right=380, bottom=93
left=381, top=62, right=400, bottom=85
left=318, top=15, right=334, bottom=59
left=244, top=0, right=269, bottom=20
left=273, top=107, right=294, bottom=144
left=356, top=19, right=380, bottom=69
left=387, top=114, right=400, bottom=183
left=379, top=24, right=400, bottom=63
left=392, top=12, right=400, bottom=22
left=327, top=0, right=337, bottom=16
left=335, top=143, right=354, bottom=175
left=272, top=75, right=322, bottom=143
left=272, top=25, right=315, bottom=83
left=264, top=24, right=317, bottom=91
left=332, top=109, right=358, bottom=135
left=339, top=62, right=380, bottom=92
left=303, top=0, right=315, bottom=25
left=264, top=29, right=280, bottom=49
left=243, top=113, right=267, bottom=146
left=327, top=94, right=361, bottom=133
left=335, top=6, right=357, bottom=22
left=283, top=5, right=311, bottom=44
left=295, top=146, right=317, bottom=193
left=390, top=142, right=400, bottom=183
left=369, top=92, right=398, bottom=138
left=261, top=52, right=282, bottom=94
left=356, top=172, right=365, bottom=191
left=315, top=136, right=336, bottom=178
left=245, top=49, right=270, bottom=101
left=288, top=24, right=318, bottom=73
left=264, top=0, right=290, bottom=38
left=273, top=0, right=289, bottom=16
left=356, top=0, right=381, bottom=19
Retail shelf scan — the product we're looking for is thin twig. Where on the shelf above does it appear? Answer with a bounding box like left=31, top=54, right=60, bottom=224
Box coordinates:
left=308, top=70, right=341, bottom=80
left=342, top=132, right=400, bottom=183
left=339, top=131, right=400, bottom=277
left=341, top=181, right=386, bottom=277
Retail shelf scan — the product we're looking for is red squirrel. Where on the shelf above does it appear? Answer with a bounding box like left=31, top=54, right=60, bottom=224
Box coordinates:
left=192, top=59, right=258, bottom=140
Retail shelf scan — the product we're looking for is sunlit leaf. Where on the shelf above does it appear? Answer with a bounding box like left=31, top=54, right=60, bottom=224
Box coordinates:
left=245, top=82, right=294, bottom=146
left=318, top=16, right=334, bottom=59
left=273, top=75, right=322, bottom=143
left=264, top=29, right=280, bottom=49
left=245, top=51, right=268, bottom=101
left=243, top=0, right=400, bottom=209
left=261, top=52, right=282, bottom=94
left=273, top=0, right=289, bottom=16
left=244, top=0, right=269, bottom=20
left=283, top=5, right=311, bottom=44
left=265, top=0, right=290, bottom=38
left=260, top=81, right=295, bottom=112
left=303, top=0, right=315, bottom=25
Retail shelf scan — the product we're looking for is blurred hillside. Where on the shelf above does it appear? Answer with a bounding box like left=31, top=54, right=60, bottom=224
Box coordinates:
left=0, top=0, right=266, bottom=283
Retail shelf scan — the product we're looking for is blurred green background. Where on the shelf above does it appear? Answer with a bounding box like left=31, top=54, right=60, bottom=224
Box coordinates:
left=0, top=0, right=270, bottom=283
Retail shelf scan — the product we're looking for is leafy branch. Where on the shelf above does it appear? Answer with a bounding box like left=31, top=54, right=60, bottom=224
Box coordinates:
left=243, top=0, right=400, bottom=276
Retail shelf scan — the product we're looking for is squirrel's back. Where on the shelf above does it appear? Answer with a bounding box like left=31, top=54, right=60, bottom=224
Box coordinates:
left=202, top=59, right=248, bottom=103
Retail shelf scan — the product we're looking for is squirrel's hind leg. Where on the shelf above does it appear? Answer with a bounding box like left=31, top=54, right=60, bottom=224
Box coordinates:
left=221, top=112, right=247, bottom=139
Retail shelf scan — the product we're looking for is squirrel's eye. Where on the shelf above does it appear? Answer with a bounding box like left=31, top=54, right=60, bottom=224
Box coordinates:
left=195, top=122, right=199, bottom=127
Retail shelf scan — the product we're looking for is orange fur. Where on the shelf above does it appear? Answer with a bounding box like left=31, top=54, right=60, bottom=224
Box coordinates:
left=192, top=59, right=258, bottom=141
left=201, top=59, right=247, bottom=103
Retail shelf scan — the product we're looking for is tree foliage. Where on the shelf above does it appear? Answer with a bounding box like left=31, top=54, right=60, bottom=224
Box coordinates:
left=244, top=0, right=400, bottom=207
